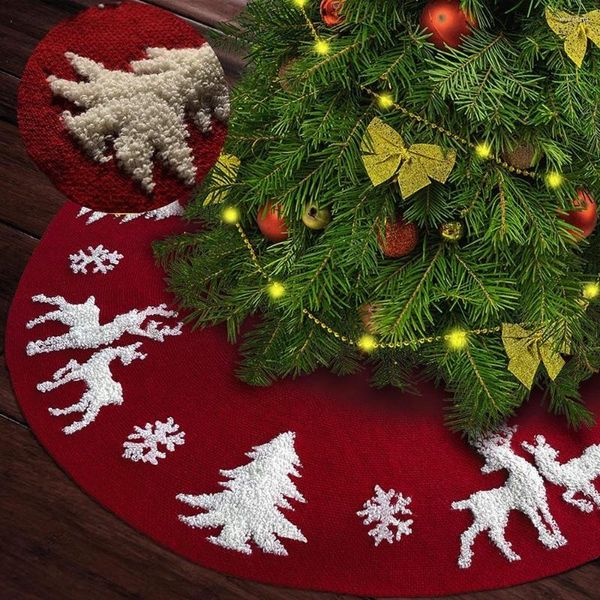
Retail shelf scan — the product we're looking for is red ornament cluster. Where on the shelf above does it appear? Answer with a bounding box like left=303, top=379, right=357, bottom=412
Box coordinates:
left=320, top=0, right=345, bottom=27
left=419, top=0, right=474, bottom=49
left=559, top=190, right=597, bottom=239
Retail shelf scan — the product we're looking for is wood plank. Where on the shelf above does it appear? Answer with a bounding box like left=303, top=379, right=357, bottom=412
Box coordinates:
left=0, top=120, right=65, bottom=238
left=0, top=222, right=37, bottom=340
left=147, top=0, right=246, bottom=25
left=0, top=416, right=357, bottom=600
left=0, top=70, right=19, bottom=125
left=0, top=222, right=36, bottom=423
left=0, top=0, right=90, bottom=77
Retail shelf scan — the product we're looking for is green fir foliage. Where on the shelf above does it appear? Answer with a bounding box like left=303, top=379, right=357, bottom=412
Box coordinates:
left=155, top=0, right=600, bottom=435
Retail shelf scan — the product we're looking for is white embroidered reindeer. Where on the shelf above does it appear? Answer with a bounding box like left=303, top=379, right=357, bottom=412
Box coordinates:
left=452, top=425, right=566, bottom=569
left=37, top=343, right=146, bottom=434
left=26, top=294, right=182, bottom=355
left=48, top=47, right=229, bottom=193
left=523, top=435, right=600, bottom=513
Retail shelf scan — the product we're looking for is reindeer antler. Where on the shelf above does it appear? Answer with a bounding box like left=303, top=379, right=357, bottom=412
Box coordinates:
left=141, top=319, right=183, bottom=341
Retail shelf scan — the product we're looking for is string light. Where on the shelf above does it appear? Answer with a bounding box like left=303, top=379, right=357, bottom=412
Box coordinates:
left=378, top=93, right=394, bottom=109
left=583, top=282, right=600, bottom=300
left=358, top=334, right=378, bottom=352
left=546, top=171, right=563, bottom=188
left=267, top=281, right=286, bottom=300
left=314, top=39, right=330, bottom=55
left=292, top=0, right=307, bottom=6
left=222, top=206, right=240, bottom=224
left=446, top=328, right=468, bottom=350
left=474, top=142, right=492, bottom=159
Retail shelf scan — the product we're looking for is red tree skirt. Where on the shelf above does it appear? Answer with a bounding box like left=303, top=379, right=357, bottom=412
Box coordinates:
left=18, top=2, right=227, bottom=213
left=5, top=202, right=600, bottom=596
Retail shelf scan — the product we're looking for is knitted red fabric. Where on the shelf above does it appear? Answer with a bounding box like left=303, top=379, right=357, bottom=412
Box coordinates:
left=18, top=2, right=227, bottom=213
left=5, top=203, right=600, bottom=596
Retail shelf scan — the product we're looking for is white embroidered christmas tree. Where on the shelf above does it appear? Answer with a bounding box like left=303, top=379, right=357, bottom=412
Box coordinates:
left=48, top=47, right=229, bottom=193
left=357, top=485, right=413, bottom=546
left=123, top=417, right=185, bottom=465
left=69, top=245, right=123, bottom=274
left=177, top=431, right=307, bottom=555
left=77, top=201, right=184, bottom=225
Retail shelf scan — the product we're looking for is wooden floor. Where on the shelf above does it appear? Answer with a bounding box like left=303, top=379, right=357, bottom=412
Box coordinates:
left=0, top=1, right=598, bottom=598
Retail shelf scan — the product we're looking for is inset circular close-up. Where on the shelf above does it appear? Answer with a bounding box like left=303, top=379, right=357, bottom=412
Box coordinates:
left=18, top=2, right=229, bottom=214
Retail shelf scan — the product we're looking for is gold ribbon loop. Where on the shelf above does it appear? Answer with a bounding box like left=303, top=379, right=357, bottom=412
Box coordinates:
left=203, top=153, right=241, bottom=205
left=361, top=117, right=456, bottom=199
left=502, top=323, right=570, bottom=390
left=545, top=8, right=600, bottom=67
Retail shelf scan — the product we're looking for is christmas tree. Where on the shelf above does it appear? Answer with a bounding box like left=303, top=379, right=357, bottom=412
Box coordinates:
left=177, top=431, right=307, bottom=555
left=156, top=0, right=600, bottom=435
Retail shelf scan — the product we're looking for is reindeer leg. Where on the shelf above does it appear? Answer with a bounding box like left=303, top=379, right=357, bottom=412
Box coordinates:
left=488, top=524, right=520, bottom=562
left=26, top=334, right=72, bottom=356
left=38, top=377, right=69, bottom=393
left=457, top=522, right=484, bottom=569
left=581, top=485, right=600, bottom=510
left=526, top=507, right=565, bottom=548
left=563, top=489, right=593, bottom=513
left=61, top=399, right=100, bottom=435
left=26, top=309, right=64, bottom=329
left=537, top=504, right=567, bottom=545
left=31, top=294, right=66, bottom=306
left=49, top=397, right=88, bottom=417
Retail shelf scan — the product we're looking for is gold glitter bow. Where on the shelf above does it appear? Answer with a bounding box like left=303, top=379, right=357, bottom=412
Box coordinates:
left=203, top=153, right=241, bottom=205
left=502, top=323, right=570, bottom=390
left=545, top=8, right=600, bottom=67
left=361, top=117, right=456, bottom=199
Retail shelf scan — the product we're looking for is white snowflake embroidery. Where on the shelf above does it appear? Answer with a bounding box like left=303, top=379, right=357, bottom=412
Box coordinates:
left=26, top=294, right=182, bottom=355
left=77, top=201, right=185, bottom=225
left=123, top=417, right=185, bottom=465
left=452, top=426, right=566, bottom=569
left=357, top=485, right=413, bottom=546
left=177, top=431, right=307, bottom=556
left=69, top=244, right=123, bottom=274
left=37, top=343, right=146, bottom=434
left=48, top=47, right=229, bottom=193
left=523, top=435, right=600, bottom=513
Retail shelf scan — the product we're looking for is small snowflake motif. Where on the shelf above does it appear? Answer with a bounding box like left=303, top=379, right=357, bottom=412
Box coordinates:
left=357, top=485, right=414, bottom=546
left=69, top=244, right=123, bottom=274
left=123, top=417, right=185, bottom=465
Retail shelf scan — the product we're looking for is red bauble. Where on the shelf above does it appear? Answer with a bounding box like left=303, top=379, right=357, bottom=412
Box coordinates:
left=378, top=218, right=419, bottom=258
left=420, top=0, right=474, bottom=49
left=559, top=190, right=598, bottom=239
left=320, top=0, right=345, bottom=27
left=256, top=203, right=289, bottom=242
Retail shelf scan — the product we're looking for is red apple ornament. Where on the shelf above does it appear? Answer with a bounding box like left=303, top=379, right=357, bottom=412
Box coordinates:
left=257, top=203, right=289, bottom=242
left=559, top=190, right=597, bottom=239
left=378, top=218, right=419, bottom=258
left=420, top=0, right=474, bottom=49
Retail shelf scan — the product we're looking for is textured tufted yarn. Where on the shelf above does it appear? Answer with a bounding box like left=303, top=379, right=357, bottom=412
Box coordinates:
left=5, top=201, right=600, bottom=597
left=18, top=2, right=228, bottom=213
